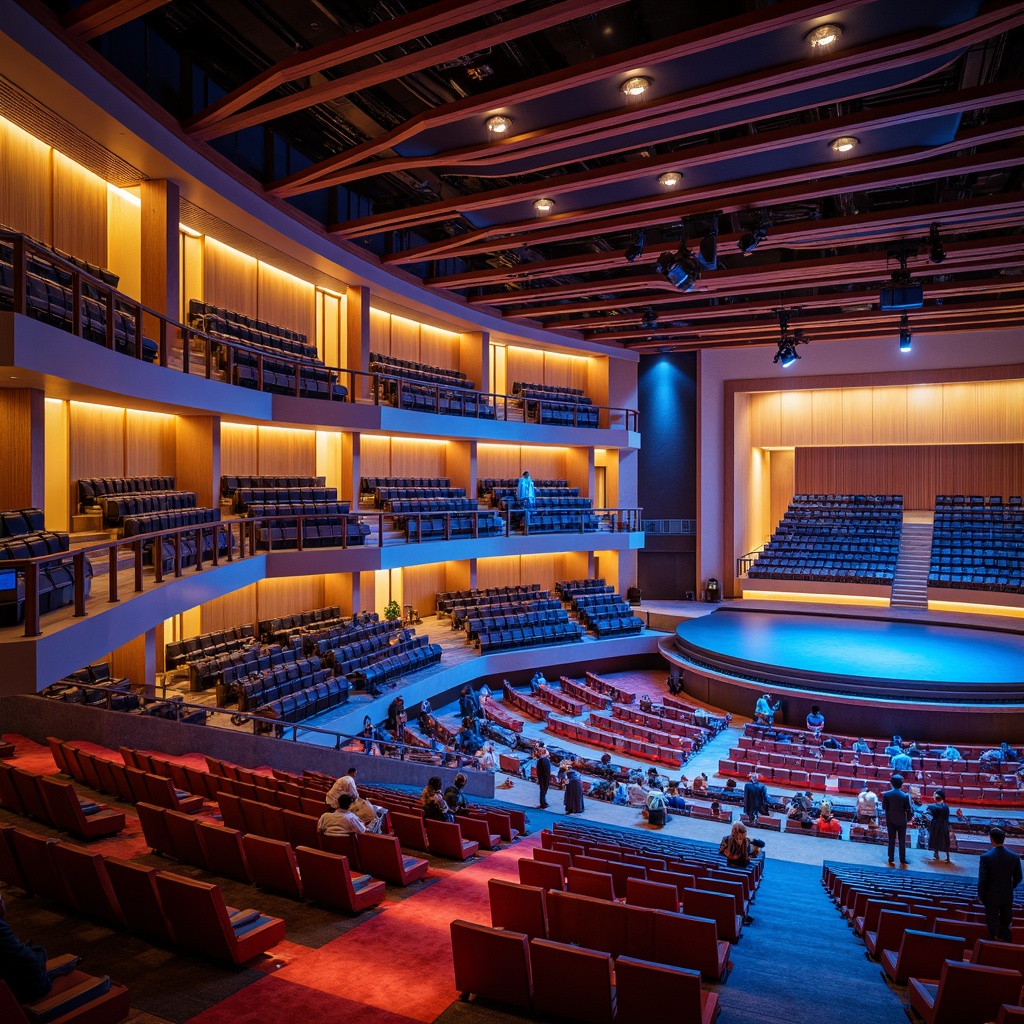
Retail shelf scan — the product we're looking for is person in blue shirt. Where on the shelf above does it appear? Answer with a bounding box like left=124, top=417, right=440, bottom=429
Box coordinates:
left=805, top=705, right=825, bottom=734
left=890, top=750, right=913, bottom=772
left=852, top=737, right=871, bottom=754
left=516, top=471, right=536, bottom=507
left=884, top=735, right=904, bottom=757
left=754, top=693, right=780, bottom=725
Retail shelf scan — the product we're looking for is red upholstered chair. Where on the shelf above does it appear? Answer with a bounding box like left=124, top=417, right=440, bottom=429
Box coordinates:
left=865, top=911, right=928, bottom=959
left=696, top=876, right=748, bottom=917
left=534, top=847, right=572, bottom=869
left=996, top=1005, right=1024, bottom=1022
left=282, top=809, right=320, bottom=850
left=451, top=920, right=532, bottom=1011
left=972, top=940, right=1024, bottom=974
left=934, top=918, right=989, bottom=949
left=356, top=832, right=428, bottom=885
left=37, top=777, right=126, bottom=840
left=0, top=969, right=130, bottom=1024
left=0, top=763, right=26, bottom=815
left=566, top=866, right=615, bottom=902
left=104, top=858, right=176, bottom=947
left=142, top=773, right=205, bottom=814
left=318, top=830, right=361, bottom=869
left=49, top=841, right=125, bottom=928
left=102, top=762, right=136, bottom=804
left=488, top=878, right=548, bottom=940
left=547, top=890, right=628, bottom=958
left=135, top=802, right=174, bottom=856
left=478, top=809, right=519, bottom=842
left=73, top=752, right=104, bottom=794
left=456, top=813, right=501, bottom=850
left=0, top=824, right=29, bottom=891
left=196, top=821, right=252, bottom=883
left=855, top=898, right=909, bottom=937
left=155, top=871, right=285, bottom=966
left=123, top=766, right=153, bottom=804
left=8, top=827, right=72, bottom=906
left=623, top=903, right=657, bottom=962
left=425, top=818, right=479, bottom=860
left=241, top=834, right=303, bottom=899
left=576, top=854, right=611, bottom=874
left=614, top=956, right=718, bottom=1024
left=391, top=811, right=430, bottom=852
left=626, top=878, right=680, bottom=913
left=530, top=938, right=615, bottom=1024
left=46, top=737, right=73, bottom=776
left=518, top=857, right=565, bottom=891
left=653, top=910, right=732, bottom=981
left=9, top=768, right=54, bottom=823
left=608, top=861, right=647, bottom=899
left=881, top=930, right=968, bottom=985
left=295, top=846, right=385, bottom=913
left=216, top=793, right=247, bottom=832
left=682, top=888, right=742, bottom=944
left=164, top=809, right=210, bottom=868
left=91, top=759, right=123, bottom=801
left=908, top=960, right=1023, bottom=1024
left=649, top=868, right=698, bottom=901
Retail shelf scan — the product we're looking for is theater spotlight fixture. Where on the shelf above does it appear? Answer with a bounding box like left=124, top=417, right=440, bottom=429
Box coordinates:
left=640, top=306, right=658, bottom=330
left=830, top=136, right=858, bottom=154
left=738, top=213, right=770, bottom=255
left=624, top=228, right=646, bottom=263
left=697, top=213, right=719, bottom=271
left=533, top=197, right=555, bottom=214
left=899, top=313, right=912, bottom=353
left=485, top=115, right=513, bottom=135
left=929, top=222, right=946, bottom=264
left=620, top=76, right=651, bottom=98
left=658, top=170, right=682, bottom=188
left=655, top=224, right=701, bottom=291
left=773, top=309, right=809, bottom=368
left=806, top=24, right=842, bottom=50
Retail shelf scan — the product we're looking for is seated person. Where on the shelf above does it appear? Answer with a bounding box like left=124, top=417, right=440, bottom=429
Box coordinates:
left=884, top=735, right=904, bottom=757
left=350, top=794, right=386, bottom=827
left=754, top=693, right=780, bottom=725
left=805, top=705, right=825, bottom=735
left=852, top=736, right=871, bottom=754
left=443, top=773, right=470, bottom=813
left=786, top=791, right=813, bottom=821
left=821, top=735, right=842, bottom=751
left=905, top=739, right=924, bottom=757
left=626, top=781, right=650, bottom=807
left=719, top=822, right=759, bottom=868
left=644, top=788, right=668, bottom=827
left=665, top=781, right=687, bottom=810
left=458, top=685, right=483, bottom=720
left=0, top=893, right=56, bottom=1003
left=937, top=744, right=963, bottom=761
left=386, top=695, right=405, bottom=733
left=980, top=742, right=1020, bottom=768
left=710, top=800, right=722, bottom=817
left=477, top=742, right=496, bottom=772
left=723, top=778, right=737, bottom=792
left=816, top=809, right=842, bottom=835
left=889, top=749, right=912, bottom=772
left=646, top=767, right=666, bottom=791
left=691, top=773, right=709, bottom=796
left=420, top=776, right=451, bottom=821
left=326, top=768, right=360, bottom=809
left=318, top=794, right=365, bottom=835
left=529, top=671, right=546, bottom=692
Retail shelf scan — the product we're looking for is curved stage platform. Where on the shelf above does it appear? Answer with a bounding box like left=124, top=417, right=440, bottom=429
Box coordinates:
left=664, top=604, right=1024, bottom=742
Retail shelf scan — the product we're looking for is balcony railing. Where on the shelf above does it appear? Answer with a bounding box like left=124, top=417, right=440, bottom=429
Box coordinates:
left=1, top=230, right=639, bottom=431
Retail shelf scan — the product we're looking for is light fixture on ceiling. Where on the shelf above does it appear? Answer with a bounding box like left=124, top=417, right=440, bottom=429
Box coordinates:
left=178, top=223, right=202, bottom=238
left=830, top=136, right=858, bottom=154
left=899, top=313, right=912, bottom=353
left=697, top=213, right=719, bottom=271
left=928, top=222, right=946, bottom=264
left=773, top=309, right=809, bottom=368
left=533, top=197, right=555, bottom=214
left=806, top=24, right=842, bottom=50
left=658, top=170, right=682, bottom=188
left=738, top=212, right=770, bottom=255
left=485, top=115, right=513, bottom=136
left=640, top=306, right=658, bottom=331
left=880, top=242, right=923, bottom=310
left=620, top=76, right=651, bottom=99
left=624, top=228, right=646, bottom=263
left=655, top=222, right=701, bottom=292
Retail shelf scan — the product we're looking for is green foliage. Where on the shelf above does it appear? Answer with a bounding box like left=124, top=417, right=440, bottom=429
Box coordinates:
left=383, top=599, right=401, bottom=621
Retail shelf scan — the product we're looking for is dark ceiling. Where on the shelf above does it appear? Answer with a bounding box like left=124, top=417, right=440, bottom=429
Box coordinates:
left=47, top=0, right=1024, bottom=354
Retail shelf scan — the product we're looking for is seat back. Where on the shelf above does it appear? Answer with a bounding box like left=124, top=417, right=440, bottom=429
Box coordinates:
left=972, top=940, right=1024, bottom=974
left=534, top=847, right=573, bottom=869
left=607, top=861, right=647, bottom=898
left=197, top=821, right=252, bottom=883
left=450, top=920, right=532, bottom=1011
left=931, top=960, right=1023, bottom=1024
left=282, top=809, right=319, bottom=850
left=136, top=801, right=175, bottom=855
left=488, top=878, right=548, bottom=940
left=648, top=868, right=698, bottom=900
left=48, top=841, right=124, bottom=928
left=0, top=824, right=29, bottom=890
left=154, top=872, right=234, bottom=961
left=626, top=877, right=679, bottom=912
left=891, top=930, right=968, bottom=984
left=165, top=808, right=209, bottom=868
left=105, top=857, right=176, bottom=945
left=0, top=764, right=26, bottom=815
left=518, top=857, right=565, bottom=891
left=425, top=817, right=477, bottom=860
left=0, top=980, right=30, bottom=1024
left=935, top=918, right=989, bottom=948
left=352, top=832, right=408, bottom=884
left=242, top=834, right=303, bottom=899
left=653, top=910, right=727, bottom=980
left=547, top=890, right=627, bottom=957
left=36, top=776, right=86, bottom=833
left=682, top=888, right=737, bottom=942
left=874, top=911, right=928, bottom=958
left=391, top=811, right=429, bottom=852
left=566, top=866, right=615, bottom=902
left=530, top=938, right=615, bottom=1024
left=8, top=827, right=69, bottom=905
left=10, top=769, right=52, bottom=823
left=614, top=956, right=705, bottom=1024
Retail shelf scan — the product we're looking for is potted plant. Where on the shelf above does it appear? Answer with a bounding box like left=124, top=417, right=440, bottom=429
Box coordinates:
left=383, top=599, right=401, bottom=622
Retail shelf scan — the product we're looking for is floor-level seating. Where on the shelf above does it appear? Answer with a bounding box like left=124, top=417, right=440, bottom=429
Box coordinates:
left=908, top=959, right=1022, bottom=1024
left=294, top=846, right=386, bottom=913
left=614, top=955, right=718, bottom=1024
left=530, top=937, right=616, bottom=1024
left=451, top=919, right=533, bottom=1010
left=0, top=965, right=130, bottom=1024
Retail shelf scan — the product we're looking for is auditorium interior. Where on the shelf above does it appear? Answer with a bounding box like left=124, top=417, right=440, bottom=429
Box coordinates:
left=0, top=2, right=1022, bottom=1023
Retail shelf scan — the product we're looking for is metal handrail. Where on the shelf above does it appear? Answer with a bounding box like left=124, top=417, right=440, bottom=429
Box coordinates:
left=3, top=505, right=643, bottom=636
left=40, top=679, right=480, bottom=768
left=736, top=545, right=766, bottom=578
left=1, top=230, right=639, bottom=431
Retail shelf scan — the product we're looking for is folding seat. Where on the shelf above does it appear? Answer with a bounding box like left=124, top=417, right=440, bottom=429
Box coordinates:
left=488, top=878, right=548, bottom=939
left=216, top=792, right=247, bottom=832
left=391, top=811, right=430, bottom=852
left=865, top=911, right=928, bottom=959
left=10, top=768, right=54, bottom=824
left=123, top=765, right=153, bottom=804
left=38, top=776, right=126, bottom=840
left=48, top=841, right=125, bottom=928
left=547, top=890, right=627, bottom=957
left=608, top=861, right=647, bottom=898
left=518, top=857, right=565, bottom=891
left=0, top=964, right=131, bottom=1024
left=682, top=888, right=742, bottom=944
left=933, top=918, right=989, bottom=948
left=282, top=808, right=320, bottom=850
left=355, top=832, right=428, bottom=885
left=566, top=866, right=615, bottom=902
left=530, top=938, right=615, bottom=1024
left=908, top=960, right=1022, bottom=1024
left=615, top=956, right=718, bottom=1024
left=881, top=929, right=968, bottom=985
left=155, top=871, right=286, bottom=966
left=196, top=821, right=251, bottom=883
left=259, top=804, right=289, bottom=843
left=451, top=920, right=533, bottom=1011
left=8, top=827, right=73, bottom=906
left=626, top=877, right=680, bottom=913
left=855, top=898, right=909, bottom=937
left=425, top=818, right=479, bottom=860
left=0, top=763, right=26, bottom=816
left=165, top=808, right=210, bottom=868
left=136, top=801, right=175, bottom=855
left=242, top=834, right=303, bottom=899
left=142, top=772, right=205, bottom=814
left=455, top=813, right=501, bottom=851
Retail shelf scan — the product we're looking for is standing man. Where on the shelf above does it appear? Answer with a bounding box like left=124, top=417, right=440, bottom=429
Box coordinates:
left=535, top=744, right=551, bottom=809
left=743, top=772, right=768, bottom=821
left=979, top=827, right=1023, bottom=941
left=881, top=774, right=913, bottom=867
left=517, top=470, right=536, bottom=507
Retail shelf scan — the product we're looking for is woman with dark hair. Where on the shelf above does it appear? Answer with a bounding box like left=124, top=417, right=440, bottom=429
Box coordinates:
left=925, top=788, right=953, bottom=863
left=421, top=776, right=452, bottom=822
left=563, top=763, right=585, bottom=815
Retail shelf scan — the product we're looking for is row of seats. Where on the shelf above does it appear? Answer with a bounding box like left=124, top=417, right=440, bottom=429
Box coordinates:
left=320, top=627, right=410, bottom=674
left=234, top=486, right=340, bottom=512
left=519, top=511, right=602, bottom=533
left=556, top=577, right=608, bottom=597
left=611, top=705, right=711, bottom=745
left=301, top=615, right=395, bottom=657
left=190, top=643, right=299, bottom=697
left=436, top=583, right=541, bottom=612
left=361, top=475, right=449, bottom=493
left=371, top=484, right=463, bottom=506
left=0, top=523, right=91, bottom=626
left=350, top=639, right=443, bottom=694
left=96, top=491, right=199, bottom=528
left=235, top=659, right=334, bottom=713
left=254, top=674, right=351, bottom=726
left=165, top=623, right=256, bottom=668
left=328, top=633, right=432, bottom=683
left=257, top=604, right=341, bottom=643
left=547, top=718, right=684, bottom=769
left=930, top=497, right=1024, bottom=594
left=461, top=599, right=562, bottom=638
left=474, top=616, right=584, bottom=653
left=937, top=495, right=1023, bottom=507
left=512, top=380, right=600, bottom=429
left=404, top=512, right=505, bottom=541
left=478, top=477, right=567, bottom=497
left=222, top=475, right=325, bottom=499
left=247, top=503, right=370, bottom=549
left=386, top=497, right=477, bottom=514
left=188, top=298, right=314, bottom=355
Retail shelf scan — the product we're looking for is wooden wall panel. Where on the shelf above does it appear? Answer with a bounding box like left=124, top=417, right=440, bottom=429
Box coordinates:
left=180, top=233, right=204, bottom=321
left=390, top=438, right=447, bottom=478
left=390, top=315, right=420, bottom=361
left=44, top=398, right=69, bottom=531
left=402, top=562, right=446, bottom=616
left=359, top=435, right=391, bottom=479
left=318, top=291, right=343, bottom=368
left=778, top=391, right=813, bottom=447
left=567, top=355, right=591, bottom=395
left=257, top=262, right=315, bottom=341
left=521, top=553, right=557, bottom=592
left=257, top=426, right=316, bottom=476
left=125, top=410, right=175, bottom=477
left=769, top=449, right=795, bottom=534
left=979, top=380, right=1024, bottom=442
left=175, top=416, right=219, bottom=510
left=315, top=431, right=343, bottom=494
left=204, top=236, right=257, bottom=315
left=841, top=388, right=874, bottom=446
left=0, top=117, right=51, bottom=242
left=257, top=576, right=325, bottom=621
left=941, top=383, right=981, bottom=444
left=906, top=384, right=943, bottom=445
left=69, top=402, right=124, bottom=481
left=478, top=443, right=521, bottom=481
left=52, top=152, right=107, bottom=266
left=871, top=387, right=907, bottom=444
left=220, top=423, right=259, bottom=476
left=810, top=391, right=842, bottom=446
left=369, top=309, right=391, bottom=354
left=105, top=188, right=141, bottom=300
left=506, top=346, right=545, bottom=389
left=200, top=584, right=257, bottom=635
left=476, top=556, right=520, bottom=591
left=543, top=352, right=572, bottom=390
left=0, top=390, right=44, bottom=511
left=748, top=392, right=782, bottom=449
left=527, top=447, right=566, bottom=481
left=420, top=325, right=457, bottom=371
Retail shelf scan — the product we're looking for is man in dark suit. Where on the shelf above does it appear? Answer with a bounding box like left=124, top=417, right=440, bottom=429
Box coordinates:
left=880, top=774, right=913, bottom=866
left=743, top=772, right=768, bottom=821
left=535, top=745, right=551, bottom=809
left=979, top=827, right=1023, bottom=941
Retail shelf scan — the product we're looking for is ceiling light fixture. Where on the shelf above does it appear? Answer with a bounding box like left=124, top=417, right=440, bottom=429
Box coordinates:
left=830, top=136, right=858, bottom=154
left=620, top=76, right=651, bottom=99
left=624, top=228, right=646, bottom=263
left=485, top=115, right=513, bottom=135
left=697, top=213, right=719, bottom=271
left=928, top=222, right=946, bottom=264
left=533, top=197, right=555, bottom=214
left=658, top=171, right=682, bottom=188
left=655, top=223, right=701, bottom=292
left=641, top=306, right=658, bottom=331
left=880, top=242, right=923, bottom=310
left=806, top=24, right=842, bottom=50
left=773, top=309, right=809, bottom=368
left=899, top=313, right=912, bottom=353
left=738, top=212, right=770, bottom=255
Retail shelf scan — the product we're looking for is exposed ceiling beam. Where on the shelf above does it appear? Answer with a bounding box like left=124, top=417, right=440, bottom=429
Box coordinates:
left=62, top=0, right=171, bottom=41
left=268, top=0, right=880, bottom=198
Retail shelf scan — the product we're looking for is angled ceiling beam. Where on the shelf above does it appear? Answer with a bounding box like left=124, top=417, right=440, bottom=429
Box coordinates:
left=332, top=79, right=1024, bottom=237
left=184, top=0, right=515, bottom=134
left=269, top=0, right=879, bottom=197
left=63, top=0, right=171, bottom=41
left=294, top=8, right=1021, bottom=192
left=191, top=0, right=628, bottom=141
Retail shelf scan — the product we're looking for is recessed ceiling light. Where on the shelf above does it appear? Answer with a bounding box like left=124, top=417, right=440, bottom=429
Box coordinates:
left=806, top=24, right=842, bottom=50
left=658, top=171, right=682, bottom=187
left=485, top=115, right=513, bottom=135
left=830, top=136, right=858, bottom=154
left=533, top=198, right=555, bottom=213
left=620, top=76, right=651, bottom=98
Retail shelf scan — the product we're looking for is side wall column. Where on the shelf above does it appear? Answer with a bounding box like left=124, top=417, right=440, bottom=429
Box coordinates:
left=346, top=286, right=371, bottom=401
left=0, top=388, right=45, bottom=510
left=140, top=180, right=180, bottom=347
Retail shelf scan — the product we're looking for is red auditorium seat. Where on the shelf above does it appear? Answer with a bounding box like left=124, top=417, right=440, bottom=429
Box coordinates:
left=0, top=824, right=29, bottom=890
left=933, top=917, right=989, bottom=949
left=456, top=815, right=500, bottom=850
left=971, top=940, right=1024, bottom=974
left=450, top=920, right=533, bottom=1011
left=653, top=909, right=732, bottom=981
left=530, top=938, right=616, bottom=1024
left=534, top=847, right=572, bottom=869
left=282, top=808, right=320, bottom=849
left=547, top=891, right=627, bottom=958
left=995, top=1005, right=1024, bottom=1022
left=155, top=871, right=286, bottom=966
left=608, top=861, right=647, bottom=898
left=908, top=960, right=1022, bottom=1024
left=0, top=763, right=27, bottom=815
left=682, top=888, right=742, bottom=944
left=488, top=878, right=548, bottom=939
left=242, top=834, right=304, bottom=899
left=865, top=911, right=928, bottom=959
left=142, top=773, right=205, bottom=814
left=424, top=818, right=479, bottom=860
left=566, top=866, right=616, bottom=902
left=123, top=766, right=153, bottom=804
left=626, top=877, right=680, bottom=913
left=136, top=801, right=174, bottom=855
left=0, top=969, right=130, bottom=1024
left=856, top=898, right=910, bottom=937
left=318, top=830, right=361, bottom=868
left=49, top=841, right=125, bottom=928
left=391, top=811, right=430, bottom=852
left=164, top=808, right=210, bottom=868
left=295, top=846, right=385, bottom=913
left=881, top=930, right=967, bottom=985
left=104, top=858, right=177, bottom=947
left=518, top=857, right=565, bottom=891
left=216, top=793, right=246, bottom=832
left=614, top=956, right=719, bottom=1024
left=197, top=822, right=252, bottom=883
left=9, top=768, right=54, bottom=822
left=356, top=832, right=428, bottom=885
left=37, top=777, right=126, bottom=840
left=8, top=827, right=73, bottom=906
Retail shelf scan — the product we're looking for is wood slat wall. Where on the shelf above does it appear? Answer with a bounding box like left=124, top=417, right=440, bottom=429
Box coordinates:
left=0, top=116, right=51, bottom=243
left=257, top=261, right=315, bottom=343
left=125, top=411, right=175, bottom=478
left=52, top=152, right=107, bottom=266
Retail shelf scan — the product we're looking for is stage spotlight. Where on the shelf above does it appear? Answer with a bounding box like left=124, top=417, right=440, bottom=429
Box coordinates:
left=773, top=309, right=808, bottom=368
left=929, top=222, right=946, bottom=264
left=655, top=248, right=701, bottom=291
left=640, top=306, right=657, bottom=330
left=697, top=214, right=718, bottom=271
left=624, top=228, right=646, bottom=263
left=774, top=340, right=799, bottom=367
left=533, top=197, right=555, bottom=214
left=899, top=313, right=912, bottom=353
left=738, top=213, right=770, bottom=255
